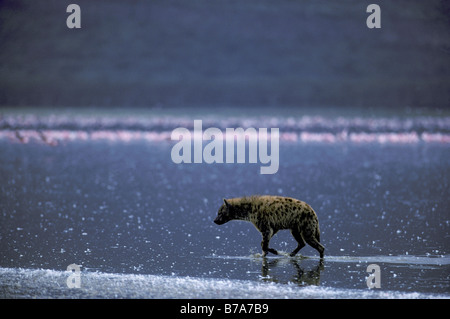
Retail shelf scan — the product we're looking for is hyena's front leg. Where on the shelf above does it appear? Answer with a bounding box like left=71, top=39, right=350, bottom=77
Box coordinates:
left=261, top=229, right=278, bottom=257
left=289, top=228, right=306, bottom=257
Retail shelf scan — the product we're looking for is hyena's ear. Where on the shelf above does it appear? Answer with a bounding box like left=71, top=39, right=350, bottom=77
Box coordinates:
left=223, top=198, right=230, bottom=207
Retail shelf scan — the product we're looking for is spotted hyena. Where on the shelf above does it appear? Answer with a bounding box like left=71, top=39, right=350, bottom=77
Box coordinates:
left=214, top=195, right=324, bottom=258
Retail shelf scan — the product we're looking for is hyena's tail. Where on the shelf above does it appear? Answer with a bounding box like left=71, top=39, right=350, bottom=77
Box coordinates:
left=315, top=225, right=321, bottom=242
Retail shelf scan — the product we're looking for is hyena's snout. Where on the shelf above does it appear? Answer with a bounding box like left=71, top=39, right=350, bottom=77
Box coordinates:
left=213, top=215, right=226, bottom=225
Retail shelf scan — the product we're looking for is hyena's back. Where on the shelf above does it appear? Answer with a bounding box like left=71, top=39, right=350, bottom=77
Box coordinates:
left=249, top=195, right=320, bottom=235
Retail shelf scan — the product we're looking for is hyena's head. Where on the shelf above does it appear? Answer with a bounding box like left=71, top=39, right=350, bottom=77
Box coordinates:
left=214, top=199, right=233, bottom=225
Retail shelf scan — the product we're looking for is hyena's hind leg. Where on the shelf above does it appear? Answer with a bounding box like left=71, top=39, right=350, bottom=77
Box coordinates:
left=304, top=234, right=325, bottom=259
left=303, top=219, right=325, bottom=259
left=289, top=229, right=306, bottom=257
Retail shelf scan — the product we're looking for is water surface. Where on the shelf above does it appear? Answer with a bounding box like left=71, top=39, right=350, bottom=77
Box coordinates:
left=0, top=112, right=449, bottom=298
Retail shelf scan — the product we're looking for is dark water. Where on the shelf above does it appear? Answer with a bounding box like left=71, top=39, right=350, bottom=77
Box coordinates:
left=1, top=127, right=449, bottom=297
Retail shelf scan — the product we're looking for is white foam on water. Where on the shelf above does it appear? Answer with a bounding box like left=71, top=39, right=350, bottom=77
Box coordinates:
left=323, top=254, right=450, bottom=266
left=0, top=267, right=448, bottom=299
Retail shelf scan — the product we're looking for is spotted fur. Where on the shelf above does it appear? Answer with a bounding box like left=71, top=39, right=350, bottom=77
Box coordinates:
left=214, top=195, right=324, bottom=258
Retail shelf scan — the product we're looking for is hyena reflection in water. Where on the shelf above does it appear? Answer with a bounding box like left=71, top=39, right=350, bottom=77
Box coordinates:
left=261, top=258, right=324, bottom=286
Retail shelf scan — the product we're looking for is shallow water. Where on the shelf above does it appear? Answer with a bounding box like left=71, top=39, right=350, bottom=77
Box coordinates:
left=1, top=266, right=447, bottom=299
left=0, top=112, right=449, bottom=298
